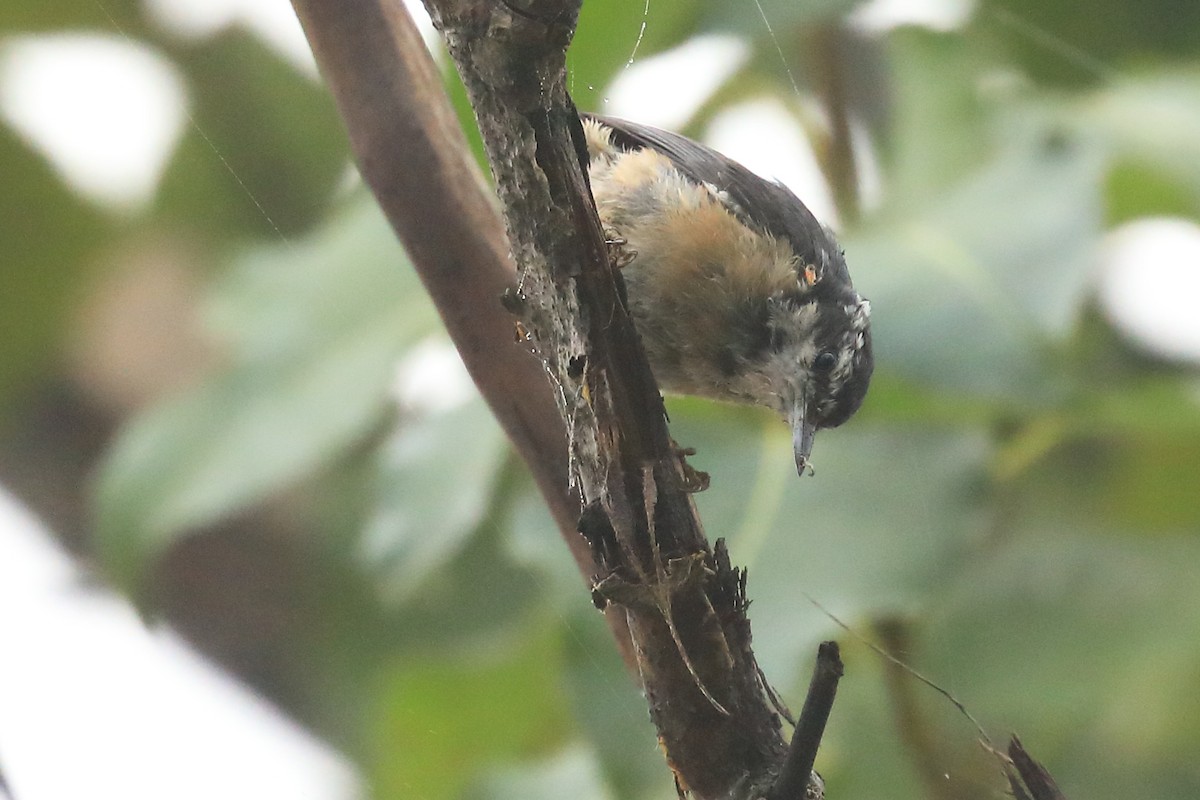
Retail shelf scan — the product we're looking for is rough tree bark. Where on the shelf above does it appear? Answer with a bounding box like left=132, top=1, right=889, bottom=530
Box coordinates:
left=291, top=1, right=834, bottom=797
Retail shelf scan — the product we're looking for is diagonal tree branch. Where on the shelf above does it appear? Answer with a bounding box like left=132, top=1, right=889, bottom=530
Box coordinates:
left=291, top=1, right=827, bottom=796
left=291, top=0, right=594, bottom=570
left=291, top=0, right=645, bottom=669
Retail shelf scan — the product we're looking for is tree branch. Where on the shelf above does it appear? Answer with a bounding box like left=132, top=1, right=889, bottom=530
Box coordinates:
left=291, top=0, right=639, bottom=668
left=290, top=0, right=593, bottom=569
left=770, top=641, right=843, bottom=800
left=292, top=1, right=831, bottom=796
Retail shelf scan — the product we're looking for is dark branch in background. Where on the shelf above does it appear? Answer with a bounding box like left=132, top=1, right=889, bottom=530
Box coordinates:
left=807, top=24, right=861, bottom=225
left=876, top=618, right=961, bottom=800
left=292, top=0, right=832, bottom=797
left=1005, top=737, right=1068, bottom=800
left=874, top=619, right=1073, bottom=800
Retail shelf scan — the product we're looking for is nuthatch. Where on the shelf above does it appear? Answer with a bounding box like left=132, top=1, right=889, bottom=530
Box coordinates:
left=582, top=114, right=874, bottom=476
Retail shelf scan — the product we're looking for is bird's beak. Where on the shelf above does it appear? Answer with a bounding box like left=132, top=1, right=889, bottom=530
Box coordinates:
left=789, top=396, right=817, bottom=477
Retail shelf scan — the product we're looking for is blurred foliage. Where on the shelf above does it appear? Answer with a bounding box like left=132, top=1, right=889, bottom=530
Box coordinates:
left=0, top=124, right=106, bottom=408
left=2, top=0, right=1200, bottom=799
left=155, top=29, right=347, bottom=238
left=94, top=199, right=435, bottom=593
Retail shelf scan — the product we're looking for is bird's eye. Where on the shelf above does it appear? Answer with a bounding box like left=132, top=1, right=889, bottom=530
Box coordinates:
left=813, top=351, right=837, bottom=373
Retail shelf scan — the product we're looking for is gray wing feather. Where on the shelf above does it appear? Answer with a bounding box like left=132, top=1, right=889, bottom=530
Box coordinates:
left=582, top=112, right=846, bottom=284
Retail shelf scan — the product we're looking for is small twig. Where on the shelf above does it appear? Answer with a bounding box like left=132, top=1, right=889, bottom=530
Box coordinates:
left=769, top=641, right=843, bottom=800
left=758, top=660, right=796, bottom=726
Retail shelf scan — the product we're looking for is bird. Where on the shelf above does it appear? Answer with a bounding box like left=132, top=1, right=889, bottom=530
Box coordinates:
left=581, top=113, right=874, bottom=476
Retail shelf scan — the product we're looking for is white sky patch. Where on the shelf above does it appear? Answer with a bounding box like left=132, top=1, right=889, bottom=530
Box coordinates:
left=144, top=0, right=252, bottom=39
left=0, top=488, right=363, bottom=800
left=0, top=34, right=186, bottom=212
left=705, top=99, right=839, bottom=229
left=145, top=0, right=317, bottom=76
left=850, top=115, right=884, bottom=212
left=391, top=336, right=477, bottom=413
left=851, top=0, right=975, bottom=34
left=1099, top=217, right=1200, bottom=365
left=602, top=34, right=748, bottom=130
left=145, top=0, right=440, bottom=75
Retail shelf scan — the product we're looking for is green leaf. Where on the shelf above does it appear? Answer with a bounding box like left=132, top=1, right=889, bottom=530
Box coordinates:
left=444, top=55, right=490, bottom=175
left=570, top=0, right=702, bottom=96
left=667, top=400, right=991, bottom=679
left=0, top=126, right=106, bottom=411
left=380, top=513, right=551, bottom=658
left=921, top=528, right=1200, bottom=800
left=561, top=604, right=665, bottom=800
left=0, top=0, right=142, bottom=33
left=360, top=398, right=509, bottom=604
left=368, top=629, right=571, bottom=800
left=154, top=28, right=347, bottom=239
left=1081, top=71, right=1200, bottom=213
left=1071, top=380, right=1200, bottom=439
left=95, top=198, right=435, bottom=594
left=883, top=28, right=992, bottom=204
left=851, top=373, right=1008, bottom=427
left=506, top=472, right=592, bottom=610
left=976, top=0, right=1200, bottom=87
left=466, top=747, right=615, bottom=800
left=849, top=124, right=1104, bottom=400
left=1003, top=392, right=1200, bottom=534
left=1105, top=158, right=1200, bottom=224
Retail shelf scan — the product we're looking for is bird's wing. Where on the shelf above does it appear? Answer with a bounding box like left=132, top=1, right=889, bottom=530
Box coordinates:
left=582, top=113, right=840, bottom=278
